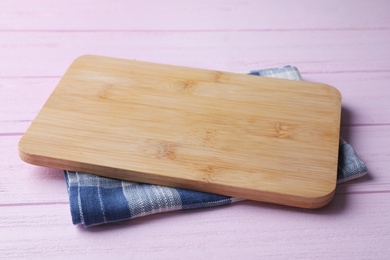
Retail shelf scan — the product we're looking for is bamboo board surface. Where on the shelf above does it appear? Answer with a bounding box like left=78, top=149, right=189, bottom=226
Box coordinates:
left=18, top=55, right=341, bottom=208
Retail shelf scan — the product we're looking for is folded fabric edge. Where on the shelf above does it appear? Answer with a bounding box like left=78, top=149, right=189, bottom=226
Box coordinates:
left=64, top=170, right=245, bottom=227
left=336, top=139, right=368, bottom=184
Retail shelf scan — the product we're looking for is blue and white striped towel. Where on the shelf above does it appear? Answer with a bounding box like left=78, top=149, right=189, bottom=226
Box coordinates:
left=65, top=66, right=368, bottom=227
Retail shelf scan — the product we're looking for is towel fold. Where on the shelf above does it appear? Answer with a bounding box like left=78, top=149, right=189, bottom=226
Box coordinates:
left=65, top=66, right=367, bottom=227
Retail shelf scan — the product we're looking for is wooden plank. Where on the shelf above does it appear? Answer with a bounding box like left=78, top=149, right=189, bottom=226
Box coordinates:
left=18, top=55, right=342, bottom=208
left=0, top=78, right=58, bottom=134
left=0, top=136, right=67, bottom=204
left=0, top=0, right=388, bottom=30
left=1, top=192, right=389, bottom=258
left=338, top=125, right=390, bottom=194
left=2, top=71, right=390, bottom=134
left=0, top=30, right=389, bottom=77
left=306, top=72, right=390, bottom=126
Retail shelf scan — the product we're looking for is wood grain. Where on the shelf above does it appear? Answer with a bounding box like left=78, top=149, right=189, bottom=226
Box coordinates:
left=1, top=193, right=389, bottom=259
left=1, top=30, right=389, bottom=77
left=0, top=0, right=388, bottom=30
left=18, top=55, right=341, bottom=208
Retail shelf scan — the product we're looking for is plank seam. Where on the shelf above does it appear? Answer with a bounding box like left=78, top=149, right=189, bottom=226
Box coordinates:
left=0, top=201, right=70, bottom=207
left=0, top=28, right=389, bottom=33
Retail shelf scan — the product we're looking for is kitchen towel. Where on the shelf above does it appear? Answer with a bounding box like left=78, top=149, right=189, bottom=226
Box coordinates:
left=65, top=66, right=368, bottom=227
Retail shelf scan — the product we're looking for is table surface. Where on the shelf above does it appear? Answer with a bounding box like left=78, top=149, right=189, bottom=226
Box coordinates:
left=1, top=0, right=389, bottom=259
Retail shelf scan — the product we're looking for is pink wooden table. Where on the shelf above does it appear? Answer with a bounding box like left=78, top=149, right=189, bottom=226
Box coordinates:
left=1, top=0, right=389, bottom=258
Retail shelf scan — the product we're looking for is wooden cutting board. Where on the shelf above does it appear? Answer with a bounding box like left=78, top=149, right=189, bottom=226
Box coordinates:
left=19, top=55, right=342, bottom=208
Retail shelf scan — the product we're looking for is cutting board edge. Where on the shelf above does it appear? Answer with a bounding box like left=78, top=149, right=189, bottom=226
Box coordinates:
left=18, top=143, right=336, bottom=209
